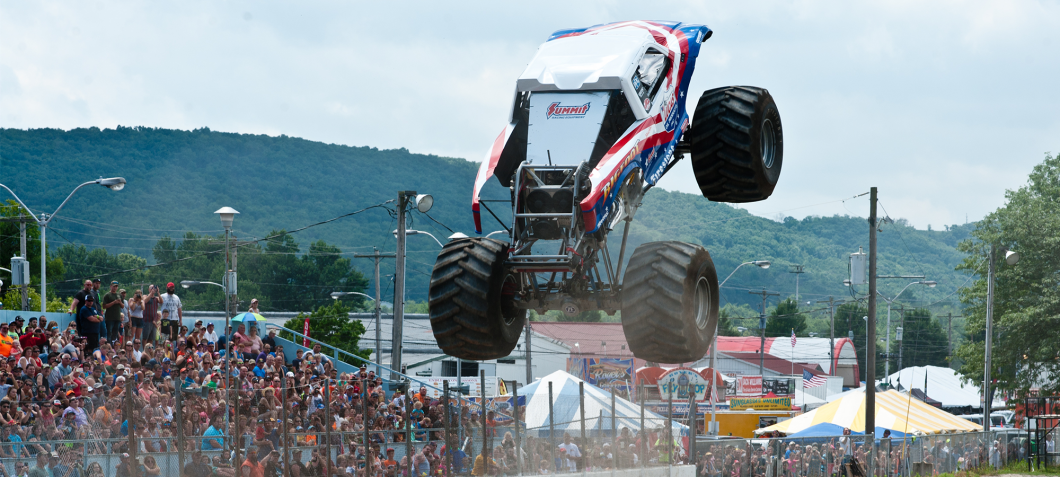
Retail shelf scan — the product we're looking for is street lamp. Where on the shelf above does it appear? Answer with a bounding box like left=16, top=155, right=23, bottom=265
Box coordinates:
left=0, top=177, right=127, bottom=312
left=878, top=280, right=936, bottom=380
left=212, top=206, right=238, bottom=407
left=736, top=326, right=747, bottom=336
left=984, top=245, right=1019, bottom=431
left=331, top=291, right=374, bottom=301
left=392, top=229, right=444, bottom=248
left=709, top=259, right=769, bottom=435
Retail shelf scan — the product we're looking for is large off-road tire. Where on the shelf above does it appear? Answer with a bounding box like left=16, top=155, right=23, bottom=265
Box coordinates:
left=689, top=86, right=783, bottom=203
left=620, top=241, right=719, bottom=363
left=429, top=237, right=526, bottom=361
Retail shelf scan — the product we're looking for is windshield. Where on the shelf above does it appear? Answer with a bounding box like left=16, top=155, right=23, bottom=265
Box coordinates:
left=632, top=50, right=668, bottom=107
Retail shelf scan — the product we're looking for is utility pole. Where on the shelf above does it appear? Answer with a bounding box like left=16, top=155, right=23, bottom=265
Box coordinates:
left=392, top=190, right=414, bottom=374
left=0, top=215, right=35, bottom=310
left=984, top=244, right=996, bottom=433
left=19, top=216, right=27, bottom=310
left=941, top=313, right=961, bottom=356
left=816, top=297, right=843, bottom=376
left=896, top=306, right=905, bottom=373
left=789, top=265, right=805, bottom=302
left=354, top=248, right=395, bottom=374
left=749, top=288, right=780, bottom=376
left=866, top=187, right=879, bottom=466
left=524, top=321, right=533, bottom=384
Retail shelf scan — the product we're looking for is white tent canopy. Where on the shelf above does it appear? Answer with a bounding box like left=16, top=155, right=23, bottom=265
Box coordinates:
left=510, top=370, right=686, bottom=439
left=879, top=366, right=1003, bottom=409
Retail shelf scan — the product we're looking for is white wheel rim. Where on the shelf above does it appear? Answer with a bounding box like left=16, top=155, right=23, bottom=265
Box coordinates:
left=694, top=277, right=711, bottom=330
left=762, top=118, right=776, bottom=169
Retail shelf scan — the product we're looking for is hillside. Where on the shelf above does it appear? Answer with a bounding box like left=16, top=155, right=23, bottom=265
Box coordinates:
left=1, top=127, right=972, bottom=314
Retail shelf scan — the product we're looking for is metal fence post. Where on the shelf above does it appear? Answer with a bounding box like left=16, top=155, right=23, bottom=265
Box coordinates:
left=611, top=390, right=617, bottom=475
left=445, top=380, right=454, bottom=476
left=363, top=388, right=370, bottom=466
left=481, top=370, right=489, bottom=468
left=667, top=393, right=673, bottom=477
left=580, top=381, right=586, bottom=474
left=689, top=397, right=697, bottom=469
left=126, top=378, right=138, bottom=477
left=549, top=381, right=555, bottom=475
left=176, top=388, right=185, bottom=476
left=639, top=383, right=645, bottom=475
left=324, top=381, right=332, bottom=477
left=513, top=380, right=522, bottom=477
left=282, top=377, right=290, bottom=477
left=406, top=390, right=414, bottom=473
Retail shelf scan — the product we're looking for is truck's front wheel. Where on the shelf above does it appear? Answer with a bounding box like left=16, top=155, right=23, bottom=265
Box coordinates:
left=620, top=241, right=719, bottom=363
left=428, top=237, right=525, bottom=361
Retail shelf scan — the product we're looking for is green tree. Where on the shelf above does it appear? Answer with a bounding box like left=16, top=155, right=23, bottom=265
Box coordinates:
left=765, top=298, right=807, bottom=337
left=0, top=200, right=64, bottom=305
left=890, top=308, right=949, bottom=371
left=954, top=152, right=1060, bottom=395
left=281, top=300, right=371, bottom=363
left=835, top=302, right=885, bottom=382
left=717, top=304, right=758, bottom=336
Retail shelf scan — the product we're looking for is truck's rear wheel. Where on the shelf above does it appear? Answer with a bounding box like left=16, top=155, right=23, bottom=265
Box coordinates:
left=429, top=237, right=525, bottom=361
left=620, top=241, right=719, bottom=363
left=689, top=86, right=783, bottom=203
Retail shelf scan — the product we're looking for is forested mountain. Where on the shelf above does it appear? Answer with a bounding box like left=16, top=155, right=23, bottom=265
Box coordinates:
left=1, top=127, right=973, bottom=321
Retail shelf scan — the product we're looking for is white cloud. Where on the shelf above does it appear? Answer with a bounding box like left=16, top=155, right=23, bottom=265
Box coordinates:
left=1, top=0, right=1057, bottom=229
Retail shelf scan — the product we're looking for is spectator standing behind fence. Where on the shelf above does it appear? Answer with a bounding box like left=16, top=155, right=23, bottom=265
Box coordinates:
left=160, top=282, right=183, bottom=341
left=142, top=285, right=161, bottom=344
left=102, top=281, right=124, bottom=344
left=70, top=280, right=93, bottom=335
left=78, top=296, right=103, bottom=352
left=128, top=290, right=145, bottom=345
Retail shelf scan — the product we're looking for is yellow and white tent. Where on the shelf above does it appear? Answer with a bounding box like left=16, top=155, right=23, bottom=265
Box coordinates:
left=754, top=389, right=979, bottom=435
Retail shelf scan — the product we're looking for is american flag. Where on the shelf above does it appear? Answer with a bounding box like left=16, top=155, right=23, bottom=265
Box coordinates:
left=790, top=329, right=797, bottom=347
left=803, top=370, right=827, bottom=388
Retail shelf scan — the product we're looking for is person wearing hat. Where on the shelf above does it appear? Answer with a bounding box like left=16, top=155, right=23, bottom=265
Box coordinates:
left=102, top=281, right=124, bottom=344
left=160, top=282, right=183, bottom=342
left=78, top=294, right=104, bottom=353
left=203, top=323, right=218, bottom=346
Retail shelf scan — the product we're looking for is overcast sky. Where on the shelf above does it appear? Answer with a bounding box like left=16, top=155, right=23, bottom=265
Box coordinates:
left=2, top=1, right=1057, bottom=229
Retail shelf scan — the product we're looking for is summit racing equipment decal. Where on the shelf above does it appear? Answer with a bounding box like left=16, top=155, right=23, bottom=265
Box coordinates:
left=546, top=102, right=590, bottom=119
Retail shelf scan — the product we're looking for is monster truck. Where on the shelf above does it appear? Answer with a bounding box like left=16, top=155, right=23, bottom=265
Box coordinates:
left=429, top=21, right=783, bottom=363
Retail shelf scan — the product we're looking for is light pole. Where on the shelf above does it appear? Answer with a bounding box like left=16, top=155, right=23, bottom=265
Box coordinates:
left=984, top=245, right=1019, bottom=431
left=1, top=177, right=127, bottom=312
left=213, top=207, right=238, bottom=400
left=391, top=192, right=433, bottom=377
left=709, top=260, right=769, bottom=434
left=331, top=291, right=379, bottom=372
left=878, top=280, right=936, bottom=381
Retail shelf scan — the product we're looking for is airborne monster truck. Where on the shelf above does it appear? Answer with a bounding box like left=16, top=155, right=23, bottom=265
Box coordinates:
left=429, top=21, right=783, bottom=364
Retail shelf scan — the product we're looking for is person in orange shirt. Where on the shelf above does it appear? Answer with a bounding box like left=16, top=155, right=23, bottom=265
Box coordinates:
left=0, top=323, right=15, bottom=358
left=241, top=446, right=277, bottom=477
left=414, top=386, right=430, bottom=406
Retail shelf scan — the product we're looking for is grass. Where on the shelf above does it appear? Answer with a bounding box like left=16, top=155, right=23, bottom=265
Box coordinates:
left=935, top=461, right=1060, bottom=477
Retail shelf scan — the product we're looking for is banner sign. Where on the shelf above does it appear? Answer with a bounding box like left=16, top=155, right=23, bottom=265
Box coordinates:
left=465, top=395, right=525, bottom=423
left=303, top=320, right=310, bottom=347
left=738, top=376, right=763, bottom=396
left=568, top=357, right=634, bottom=399
left=658, top=368, right=708, bottom=401
left=729, top=396, right=793, bottom=411
left=763, top=378, right=795, bottom=397
left=415, top=377, right=499, bottom=398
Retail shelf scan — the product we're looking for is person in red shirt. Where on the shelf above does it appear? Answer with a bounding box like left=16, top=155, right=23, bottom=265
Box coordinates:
left=19, top=327, right=48, bottom=352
